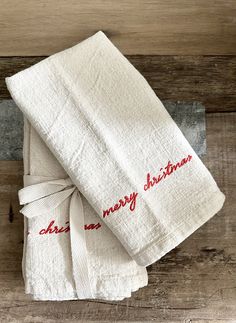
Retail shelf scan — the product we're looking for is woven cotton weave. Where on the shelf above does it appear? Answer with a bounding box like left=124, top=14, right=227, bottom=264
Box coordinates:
left=6, top=31, right=225, bottom=267
left=21, top=119, right=147, bottom=300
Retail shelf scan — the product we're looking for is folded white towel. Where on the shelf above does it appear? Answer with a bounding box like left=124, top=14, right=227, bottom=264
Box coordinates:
left=6, top=31, right=225, bottom=266
left=20, top=118, right=147, bottom=301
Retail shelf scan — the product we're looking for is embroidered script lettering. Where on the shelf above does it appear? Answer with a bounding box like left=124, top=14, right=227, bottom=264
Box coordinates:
left=39, top=220, right=101, bottom=235
left=103, top=192, right=139, bottom=218
left=84, top=223, right=101, bottom=230
left=36, top=155, right=193, bottom=227
left=102, top=154, right=193, bottom=218
left=39, top=220, right=70, bottom=235
left=144, top=154, right=193, bottom=191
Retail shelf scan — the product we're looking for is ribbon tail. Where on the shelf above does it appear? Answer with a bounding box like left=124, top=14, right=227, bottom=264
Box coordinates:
left=69, top=190, right=93, bottom=299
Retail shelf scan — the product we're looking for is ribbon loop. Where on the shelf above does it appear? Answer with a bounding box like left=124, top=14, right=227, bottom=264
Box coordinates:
left=20, top=186, right=76, bottom=218
left=19, top=177, right=74, bottom=205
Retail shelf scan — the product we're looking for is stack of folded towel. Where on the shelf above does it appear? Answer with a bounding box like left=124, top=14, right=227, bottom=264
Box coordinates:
left=6, top=31, right=225, bottom=301
left=19, top=118, right=147, bottom=300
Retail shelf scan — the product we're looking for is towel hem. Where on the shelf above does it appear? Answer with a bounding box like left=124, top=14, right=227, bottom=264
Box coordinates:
left=132, top=190, right=225, bottom=266
left=26, top=272, right=148, bottom=301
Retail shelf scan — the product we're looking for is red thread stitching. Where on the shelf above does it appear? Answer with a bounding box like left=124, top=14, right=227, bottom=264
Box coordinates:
left=144, top=154, right=192, bottom=191
left=37, top=154, right=193, bottom=230
left=103, top=154, right=193, bottom=218
left=39, top=220, right=70, bottom=235
left=103, top=192, right=138, bottom=218
left=39, top=221, right=101, bottom=235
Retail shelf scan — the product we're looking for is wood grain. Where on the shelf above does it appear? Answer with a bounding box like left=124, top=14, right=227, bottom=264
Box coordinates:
left=0, top=0, right=236, bottom=56
left=0, top=112, right=235, bottom=322
left=1, top=56, right=236, bottom=112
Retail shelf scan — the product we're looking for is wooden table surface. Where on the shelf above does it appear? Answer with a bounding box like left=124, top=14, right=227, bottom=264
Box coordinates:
left=0, top=2, right=235, bottom=322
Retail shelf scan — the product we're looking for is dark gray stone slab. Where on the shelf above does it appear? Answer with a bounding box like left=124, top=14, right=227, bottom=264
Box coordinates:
left=0, top=100, right=24, bottom=160
left=0, top=100, right=206, bottom=160
left=164, top=101, right=206, bottom=157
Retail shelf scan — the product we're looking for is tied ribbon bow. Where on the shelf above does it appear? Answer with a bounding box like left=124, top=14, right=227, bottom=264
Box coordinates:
left=18, top=175, right=93, bottom=299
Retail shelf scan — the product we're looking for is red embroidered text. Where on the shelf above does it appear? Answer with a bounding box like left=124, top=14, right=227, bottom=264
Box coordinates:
left=103, top=191, right=139, bottom=218
left=102, top=154, right=193, bottom=218
left=144, top=154, right=193, bottom=191
left=84, top=222, right=101, bottom=230
left=39, top=220, right=101, bottom=235
left=39, top=220, right=70, bottom=235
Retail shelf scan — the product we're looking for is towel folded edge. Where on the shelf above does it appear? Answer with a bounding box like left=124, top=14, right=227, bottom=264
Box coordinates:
left=133, top=190, right=225, bottom=266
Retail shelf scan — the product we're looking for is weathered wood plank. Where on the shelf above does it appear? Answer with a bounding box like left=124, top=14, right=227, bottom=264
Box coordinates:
left=0, top=0, right=236, bottom=55
left=0, top=101, right=24, bottom=160
left=0, top=112, right=235, bottom=322
left=0, top=100, right=206, bottom=160
left=1, top=56, right=235, bottom=112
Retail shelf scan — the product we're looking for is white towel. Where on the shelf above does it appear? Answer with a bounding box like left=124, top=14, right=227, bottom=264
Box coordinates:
left=6, top=31, right=225, bottom=266
left=20, top=118, right=147, bottom=300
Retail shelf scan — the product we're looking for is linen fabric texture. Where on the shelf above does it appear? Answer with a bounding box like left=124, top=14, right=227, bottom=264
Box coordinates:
left=6, top=31, right=225, bottom=267
left=20, top=118, right=148, bottom=300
